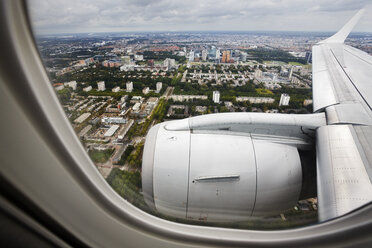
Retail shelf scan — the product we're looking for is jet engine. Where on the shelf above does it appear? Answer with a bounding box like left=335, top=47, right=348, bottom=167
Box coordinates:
left=142, top=113, right=325, bottom=222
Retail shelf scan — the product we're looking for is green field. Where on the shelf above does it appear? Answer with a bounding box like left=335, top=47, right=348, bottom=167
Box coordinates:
left=288, top=62, right=305, bottom=66
left=256, top=88, right=274, bottom=95
left=88, top=149, right=114, bottom=163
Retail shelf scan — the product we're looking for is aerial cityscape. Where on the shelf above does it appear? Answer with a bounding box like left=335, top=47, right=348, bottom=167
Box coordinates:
left=36, top=30, right=372, bottom=228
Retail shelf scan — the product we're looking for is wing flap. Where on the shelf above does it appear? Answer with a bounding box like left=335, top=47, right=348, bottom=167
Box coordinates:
left=316, top=125, right=372, bottom=221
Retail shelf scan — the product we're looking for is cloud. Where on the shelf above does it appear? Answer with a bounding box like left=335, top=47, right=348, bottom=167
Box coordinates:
left=28, top=0, right=372, bottom=34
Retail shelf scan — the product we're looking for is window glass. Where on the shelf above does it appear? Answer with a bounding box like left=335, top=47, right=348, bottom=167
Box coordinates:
left=28, top=0, right=371, bottom=230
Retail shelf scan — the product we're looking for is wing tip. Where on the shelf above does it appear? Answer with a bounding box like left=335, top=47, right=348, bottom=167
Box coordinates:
left=318, top=9, right=365, bottom=44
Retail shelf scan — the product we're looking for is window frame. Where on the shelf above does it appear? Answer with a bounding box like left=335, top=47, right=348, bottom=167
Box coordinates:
left=1, top=1, right=372, bottom=247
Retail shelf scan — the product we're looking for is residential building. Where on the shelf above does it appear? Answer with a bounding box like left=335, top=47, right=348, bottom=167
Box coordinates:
left=83, top=86, right=92, bottom=92
left=112, top=86, right=120, bottom=92
left=189, top=51, right=194, bottom=62
left=279, top=93, right=291, bottom=106
left=254, top=69, right=263, bottom=79
left=163, top=58, right=176, bottom=70
left=101, top=117, right=127, bottom=124
left=97, top=81, right=105, bottom=91
left=142, top=87, right=150, bottom=95
left=121, top=56, right=131, bottom=65
left=213, top=91, right=220, bottom=103
left=64, top=81, right=77, bottom=90
left=221, top=51, right=230, bottom=63
left=202, top=50, right=208, bottom=61
left=156, top=82, right=162, bottom=93
left=126, top=81, right=133, bottom=92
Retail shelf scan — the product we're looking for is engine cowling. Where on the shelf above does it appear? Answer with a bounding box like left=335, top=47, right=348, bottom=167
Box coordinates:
left=142, top=121, right=302, bottom=222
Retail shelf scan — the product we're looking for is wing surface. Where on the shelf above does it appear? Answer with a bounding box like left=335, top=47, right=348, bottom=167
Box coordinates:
left=312, top=9, right=372, bottom=221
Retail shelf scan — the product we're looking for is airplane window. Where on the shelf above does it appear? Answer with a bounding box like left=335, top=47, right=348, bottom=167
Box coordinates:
left=26, top=0, right=372, bottom=230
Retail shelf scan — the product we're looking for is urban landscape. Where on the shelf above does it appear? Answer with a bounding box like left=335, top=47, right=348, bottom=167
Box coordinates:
left=37, top=30, right=372, bottom=229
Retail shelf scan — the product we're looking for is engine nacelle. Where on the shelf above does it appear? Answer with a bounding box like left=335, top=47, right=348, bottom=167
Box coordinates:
left=142, top=119, right=303, bottom=222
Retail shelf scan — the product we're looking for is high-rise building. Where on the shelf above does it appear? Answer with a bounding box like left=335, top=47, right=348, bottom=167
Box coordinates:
left=64, top=81, right=77, bottom=90
left=213, top=91, right=220, bottom=103
left=163, top=58, right=176, bottom=70
left=189, top=51, right=195, bottom=62
left=305, top=51, right=312, bottom=64
left=97, top=81, right=105, bottom=91
left=216, top=49, right=220, bottom=60
left=279, top=93, right=290, bottom=106
left=126, top=81, right=133, bottom=92
left=288, top=66, right=293, bottom=80
left=221, top=51, right=230, bottom=63
left=240, top=52, right=247, bottom=62
left=202, top=50, right=208, bottom=61
left=156, top=82, right=162, bottom=93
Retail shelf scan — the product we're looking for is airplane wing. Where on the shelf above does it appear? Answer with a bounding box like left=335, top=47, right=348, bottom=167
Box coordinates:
left=312, top=9, right=372, bottom=221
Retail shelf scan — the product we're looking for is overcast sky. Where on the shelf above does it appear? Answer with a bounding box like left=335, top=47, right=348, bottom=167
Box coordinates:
left=28, top=0, right=372, bottom=34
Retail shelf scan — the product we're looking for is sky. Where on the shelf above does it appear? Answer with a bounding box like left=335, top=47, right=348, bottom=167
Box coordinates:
left=28, top=0, right=372, bottom=35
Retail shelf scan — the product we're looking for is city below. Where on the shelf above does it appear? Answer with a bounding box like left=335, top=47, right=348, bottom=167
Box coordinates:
left=37, top=30, right=372, bottom=228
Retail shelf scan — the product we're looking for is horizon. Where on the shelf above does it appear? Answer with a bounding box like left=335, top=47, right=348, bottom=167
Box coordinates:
left=28, top=0, right=372, bottom=36
left=34, top=29, right=372, bottom=37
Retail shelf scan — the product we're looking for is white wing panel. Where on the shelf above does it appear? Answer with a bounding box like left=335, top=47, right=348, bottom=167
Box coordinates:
left=316, top=125, right=372, bottom=221
left=312, top=45, right=338, bottom=112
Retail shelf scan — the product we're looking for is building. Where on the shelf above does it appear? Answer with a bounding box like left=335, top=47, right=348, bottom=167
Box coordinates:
left=120, top=65, right=135, bottom=71
left=221, top=51, right=230, bottom=63
left=101, top=117, right=127, bottom=124
left=130, top=96, right=143, bottom=103
left=121, top=56, right=131, bottom=65
left=189, top=51, right=194, bottom=62
left=216, top=49, right=220, bottom=60
left=236, top=97, right=275, bottom=104
left=254, top=69, right=262, bottom=79
left=170, top=95, right=208, bottom=102
left=202, top=50, right=208, bottom=61
left=288, top=67, right=294, bottom=80
left=156, top=82, right=162, bottom=93
left=83, top=86, right=92, bottom=92
left=305, top=51, right=312, bottom=64
left=147, top=97, right=159, bottom=106
left=142, top=87, right=150, bottom=95
left=97, top=81, right=105, bottom=91
left=212, top=91, right=220, bottom=103
left=126, top=81, right=133, bottom=92
left=279, top=93, right=290, bottom=106
left=104, top=125, right=119, bottom=137
left=163, top=58, right=176, bottom=70
left=132, top=102, right=141, bottom=112
left=303, top=99, right=313, bottom=106
left=74, top=113, right=91, bottom=124
left=102, top=60, right=121, bottom=68
left=64, top=81, right=77, bottom=90
left=240, top=52, right=247, bottom=62
left=134, top=54, right=144, bottom=61
left=112, top=86, right=120, bottom=93
left=55, top=85, right=64, bottom=91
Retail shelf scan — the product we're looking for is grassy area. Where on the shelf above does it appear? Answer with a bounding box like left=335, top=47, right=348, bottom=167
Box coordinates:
left=256, top=88, right=273, bottom=95
left=106, top=168, right=154, bottom=213
left=289, top=62, right=305, bottom=66
left=264, top=61, right=287, bottom=66
left=88, top=149, right=114, bottom=163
